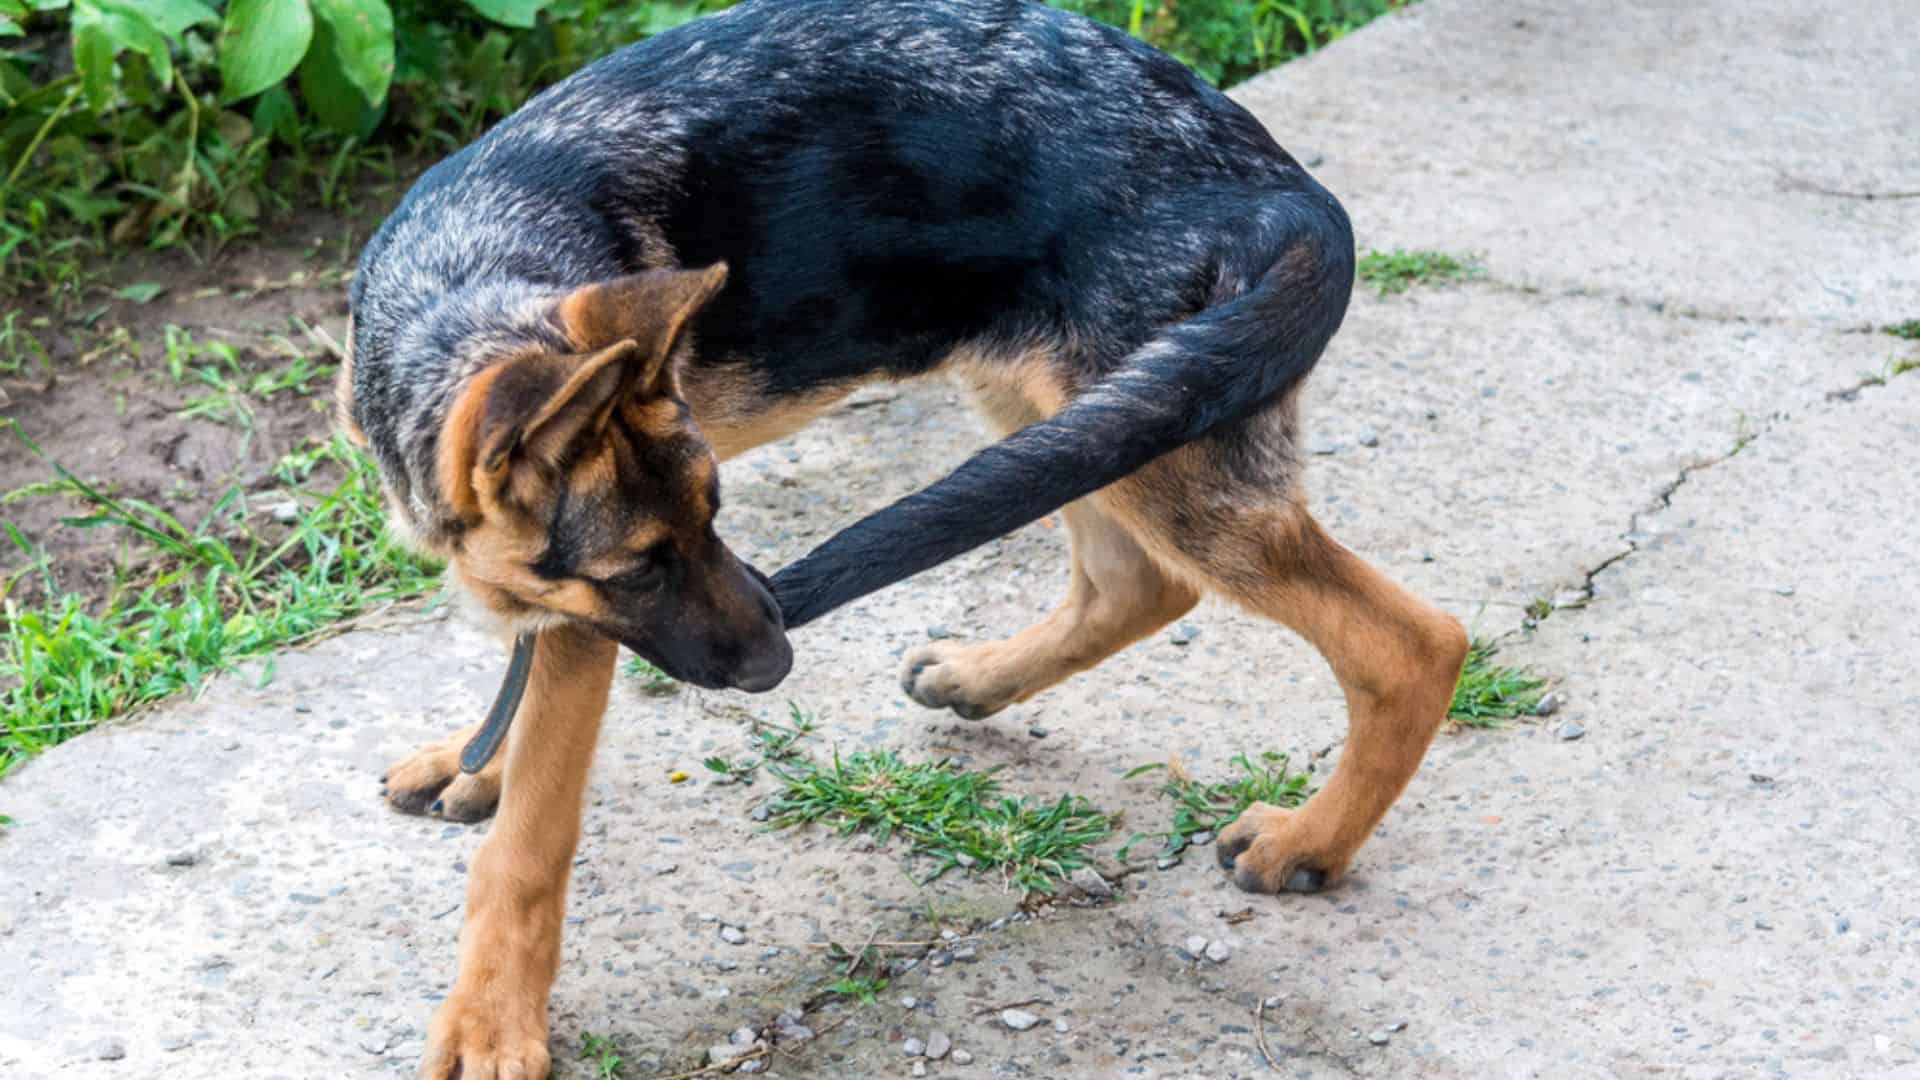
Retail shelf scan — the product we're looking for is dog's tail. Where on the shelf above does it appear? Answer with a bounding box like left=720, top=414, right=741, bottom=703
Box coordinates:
left=771, top=190, right=1354, bottom=629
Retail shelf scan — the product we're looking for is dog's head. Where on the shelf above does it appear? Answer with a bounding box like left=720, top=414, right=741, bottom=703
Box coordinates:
left=435, top=263, right=791, bottom=691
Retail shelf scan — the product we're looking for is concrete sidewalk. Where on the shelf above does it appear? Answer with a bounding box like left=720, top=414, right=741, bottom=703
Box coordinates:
left=4, top=1, right=1916, bottom=1077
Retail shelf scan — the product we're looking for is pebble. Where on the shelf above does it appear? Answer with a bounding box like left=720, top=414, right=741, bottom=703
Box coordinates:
left=1368, top=1030, right=1391, bottom=1046
left=657, top=863, right=679, bottom=876
left=165, top=849, right=198, bottom=867
left=738, top=1060, right=766, bottom=1075
left=1001, top=1009, right=1041, bottom=1031
left=1070, top=867, right=1114, bottom=899
left=926, top=1030, right=952, bottom=1060
left=952, top=943, right=978, bottom=962
left=1189, top=830, right=1214, bottom=846
left=1552, top=588, right=1591, bottom=609
left=93, top=1038, right=127, bottom=1061
left=1389, top=1020, right=1408, bottom=1032
left=1263, top=996, right=1284, bottom=1010
left=730, top=1026, right=758, bottom=1047
left=1156, top=854, right=1182, bottom=870
left=927, top=625, right=955, bottom=639
left=1184, top=934, right=1209, bottom=958
left=1357, top=428, right=1380, bottom=447
left=1204, top=940, right=1232, bottom=964
left=1835, top=915, right=1851, bottom=934
left=900, top=995, right=919, bottom=1009
left=1754, top=917, right=1774, bottom=931
left=749, top=803, right=772, bottom=822
left=1554, top=721, right=1586, bottom=741
left=952, top=1049, right=975, bottom=1065
left=1533, top=691, right=1562, bottom=717
left=1169, top=622, right=1201, bottom=645
left=1310, top=439, right=1340, bottom=455
left=912, top=1063, right=927, bottom=1078
left=269, top=500, right=300, bottom=523
left=1027, top=726, right=1049, bottom=739
left=903, top=1037, right=926, bottom=1056
left=1052, top=1017, right=1070, bottom=1034
left=720, top=924, right=747, bottom=945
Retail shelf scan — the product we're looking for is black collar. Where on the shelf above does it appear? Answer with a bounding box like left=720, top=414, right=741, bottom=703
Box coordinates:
left=461, top=631, right=537, bottom=773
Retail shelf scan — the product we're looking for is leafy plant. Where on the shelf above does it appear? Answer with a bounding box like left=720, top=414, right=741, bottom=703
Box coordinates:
left=579, top=1031, right=624, bottom=1080
left=1357, top=248, right=1478, bottom=295
left=1119, top=750, right=1315, bottom=860
left=1448, top=638, right=1545, bottom=728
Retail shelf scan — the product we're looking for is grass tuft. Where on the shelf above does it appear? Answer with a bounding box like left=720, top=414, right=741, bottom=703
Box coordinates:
left=621, top=655, right=678, bottom=695
left=1448, top=638, right=1546, bottom=728
left=765, top=744, right=1111, bottom=896
left=1883, top=319, right=1920, bottom=341
left=1121, top=751, right=1315, bottom=860
left=0, top=430, right=440, bottom=780
left=579, top=1032, right=625, bottom=1080
left=1357, top=248, right=1478, bottom=295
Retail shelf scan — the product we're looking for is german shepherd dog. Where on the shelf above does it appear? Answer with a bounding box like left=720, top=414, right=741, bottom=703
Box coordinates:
left=342, top=0, right=1467, bottom=1074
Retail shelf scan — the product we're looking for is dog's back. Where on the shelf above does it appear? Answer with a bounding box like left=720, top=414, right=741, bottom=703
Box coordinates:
left=350, top=0, right=1352, bottom=621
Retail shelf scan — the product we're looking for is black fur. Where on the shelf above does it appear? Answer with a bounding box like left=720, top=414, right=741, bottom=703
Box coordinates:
left=350, top=0, right=1353, bottom=626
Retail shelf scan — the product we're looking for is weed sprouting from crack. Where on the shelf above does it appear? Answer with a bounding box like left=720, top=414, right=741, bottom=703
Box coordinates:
left=1448, top=638, right=1547, bottom=729
left=1119, top=751, right=1316, bottom=861
left=760, top=728, right=1111, bottom=896
left=1357, top=249, right=1481, bottom=295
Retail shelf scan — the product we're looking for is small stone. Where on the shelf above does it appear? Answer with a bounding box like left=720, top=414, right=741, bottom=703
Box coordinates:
left=1552, top=588, right=1591, bottom=609
left=1001, top=1008, right=1041, bottom=1031
left=1069, top=867, right=1113, bottom=899
left=1835, top=915, right=1851, bottom=934
left=1368, top=1030, right=1391, bottom=1046
left=1263, top=996, right=1284, bottom=1010
left=952, top=1049, right=975, bottom=1065
left=1533, top=691, right=1562, bottom=717
left=1754, top=917, right=1774, bottom=931
left=1189, top=830, right=1214, bottom=846
left=954, top=852, right=977, bottom=869
left=1389, top=1020, right=1408, bottom=1033
left=750, top=803, right=772, bottom=822
left=1156, top=854, right=1182, bottom=870
left=1357, top=428, right=1380, bottom=448
left=93, top=1038, right=127, bottom=1061
left=1169, top=623, right=1201, bottom=646
left=900, top=995, right=919, bottom=1009
left=699, top=912, right=719, bottom=922
left=927, top=624, right=954, bottom=640
left=160, top=1033, right=194, bottom=1052
left=269, top=499, right=300, bottom=523
left=1554, top=721, right=1586, bottom=741
left=730, top=1026, right=758, bottom=1047
left=657, top=863, right=679, bottom=875
left=1027, top=726, right=1049, bottom=739
left=912, top=1063, right=928, bottom=1078
left=1310, top=439, right=1339, bottom=455
left=165, top=849, right=198, bottom=867
left=720, top=924, right=747, bottom=945
left=738, top=1059, right=766, bottom=1075
left=1774, top=585, right=1795, bottom=597
left=951, top=943, right=977, bottom=962
left=903, top=1037, right=926, bottom=1057
left=926, top=1030, right=952, bottom=1060
left=1052, top=1017, right=1070, bottom=1034
left=1184, top=934, right=1209, bottom=958
left=1204, top=940, right=1232, bottom=964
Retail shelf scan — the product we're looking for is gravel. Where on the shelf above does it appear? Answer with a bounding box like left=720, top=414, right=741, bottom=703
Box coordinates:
left=92, top=1038, right=127, bottom=1061
left=1184, top=934, right=1209, bottom=958
left=1555, top=721, right=1586, bottom=741
left=952, top=1049, right=975, bottom=1065
left=1368, top=1029, right=1391, bottom=1046
left=926, top=1030, right=952, bottom=1060
left=1204, top=940, right=1232, bottom=964
left=1358, top=428, right=1380, bottom=447
left=1001, top=1009, right=1042, bottom=1031
left=1052, top=1017, right=1070, bottom=1034
left=1169, top=623, right=1202, bottom=645
left=719, top=924, right=747, bottom=945
left=1534, top=691, right=1563, bottom=717
left=903, top=1037, right=926, bottom=1056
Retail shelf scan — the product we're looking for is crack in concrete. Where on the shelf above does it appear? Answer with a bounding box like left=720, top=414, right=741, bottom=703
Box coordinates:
left=1565, top=366, right=1914, bottom=602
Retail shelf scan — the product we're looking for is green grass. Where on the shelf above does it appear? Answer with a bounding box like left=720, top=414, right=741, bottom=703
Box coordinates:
left=765, top=744, right=1111, bottom=896
left=1357, top=248, right=1479, bottom=295
left=1447, top=638, right=1546, bottom=729
left=579, top=1032, right=625, bottom=1080
left=0, top=429, right=441, bottom=781
left=620, top=654, right=678, bottom=695
left=1883, top=320, right=1920, bottom=341
left=1120, top=750, right=1315, bottom=860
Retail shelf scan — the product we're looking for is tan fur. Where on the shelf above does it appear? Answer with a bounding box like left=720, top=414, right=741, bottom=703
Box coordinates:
left=683, top=363, right=859, bottom=462
left=334, top=315, right=370, bottom=448
left=416, top=624, right=616, bottom=1080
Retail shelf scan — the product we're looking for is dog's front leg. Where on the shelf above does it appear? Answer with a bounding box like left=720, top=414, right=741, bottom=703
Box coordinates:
left=418, top=624, right=616, bottom=1080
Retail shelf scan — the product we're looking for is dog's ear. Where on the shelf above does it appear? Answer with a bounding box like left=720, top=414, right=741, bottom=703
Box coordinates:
left=556, top=263, right=729, bottom=395
left=439, top=340, right=642, bottom=518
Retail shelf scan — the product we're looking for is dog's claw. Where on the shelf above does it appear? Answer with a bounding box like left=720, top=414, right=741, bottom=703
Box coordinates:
left=1285, top=867, right=1327, bottom=893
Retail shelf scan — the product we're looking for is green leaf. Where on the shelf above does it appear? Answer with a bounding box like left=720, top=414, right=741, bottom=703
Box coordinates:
left=121, top=0, right=216, bottom=38
left=309, top=0, right=392, bottom=105
left=297, top=16, right=381, bottom=137
left=462, top=0, right=551, bottom=30
left=0, top=16, right=21, bottom=39
left=251, top=83, right=299, bottom=143
left=218, top=0, right=313, bottom=104
left=71, top=0, right=175, bottom=111
left=115, top=281, right=165, bottom=303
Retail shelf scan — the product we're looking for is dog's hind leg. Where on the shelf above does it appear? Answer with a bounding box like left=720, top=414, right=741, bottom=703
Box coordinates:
left=382, top=721, right=503, bottom=823
left=901, top=497, right=1198, bottom=718
left=1102, top=434, right=1467, bottom=894
left=419, top=622, right=615, bottom=1080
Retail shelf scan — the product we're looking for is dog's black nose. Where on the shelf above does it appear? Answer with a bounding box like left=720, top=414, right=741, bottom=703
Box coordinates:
left=730, top=634, right=793, bottom=693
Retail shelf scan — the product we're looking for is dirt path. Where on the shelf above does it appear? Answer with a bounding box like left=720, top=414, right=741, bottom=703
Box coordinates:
left=3, top=1, right=1917, bottom=1077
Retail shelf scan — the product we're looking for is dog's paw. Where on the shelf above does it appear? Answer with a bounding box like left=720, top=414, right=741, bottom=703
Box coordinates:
left=899, top=641, right=1014, bottom=720
left=417, top=991, right=550, bottom=1080
left=1214, top=801, right=1350, bottom=895
left=382, top=730, right=501, bottom=823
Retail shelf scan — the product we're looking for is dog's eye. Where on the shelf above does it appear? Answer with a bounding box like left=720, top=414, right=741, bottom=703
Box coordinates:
left=606, top=548, right=668, bottom=593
